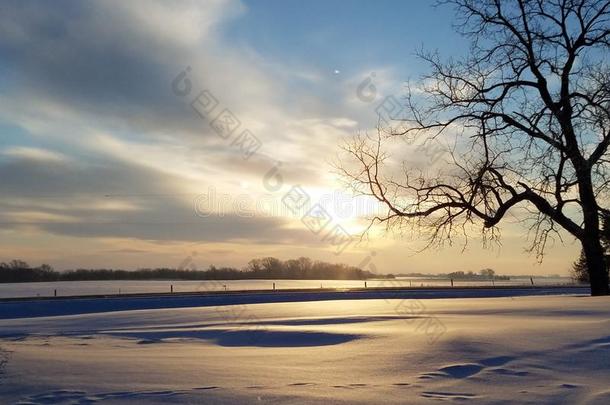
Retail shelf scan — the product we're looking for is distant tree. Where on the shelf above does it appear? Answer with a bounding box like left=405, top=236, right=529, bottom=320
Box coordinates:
left=572, top=251, right=589, bottom=283
left=0, top=260, right=59, bottom=282
left=572, top=214, right=609, bottom=283
left=260, top=257, right=283, bottom=277
left=246, top=258, right=263, bottom=274
left=40, top=264, right=53, bottom=272
left=285, top=257, right=313, bottom=278
left=9, top=260, right=29, bottom=269
left=480, top=268, right=496, bottom=278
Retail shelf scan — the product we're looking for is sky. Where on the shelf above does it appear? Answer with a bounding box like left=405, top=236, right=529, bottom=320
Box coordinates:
left=0, top=0, right=579, bottom=275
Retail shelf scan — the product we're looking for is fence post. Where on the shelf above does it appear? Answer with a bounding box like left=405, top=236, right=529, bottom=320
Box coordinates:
left=450, top=278, right=454, bottom=287
left=170, top=284, right=173, bottom=293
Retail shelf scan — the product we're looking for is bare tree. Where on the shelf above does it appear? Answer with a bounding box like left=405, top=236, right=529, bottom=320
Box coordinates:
left=339, top=0, right=610, bottom=295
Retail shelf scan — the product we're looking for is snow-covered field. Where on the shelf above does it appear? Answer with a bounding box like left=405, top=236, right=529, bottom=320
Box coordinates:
left=1, top=293, right=610, bottom=404
left=0, top=277, right=576, bottom=299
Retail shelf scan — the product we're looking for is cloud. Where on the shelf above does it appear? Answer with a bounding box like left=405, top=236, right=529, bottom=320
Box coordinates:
left=0, top=151, right=329, bottom=245
left=2, top=146, right=68, bottom=162
left=0, top=0, right=359, bottom=177
left=1, top=3, right=186, bottom=135
left=0, top=0, right=387, bottom=267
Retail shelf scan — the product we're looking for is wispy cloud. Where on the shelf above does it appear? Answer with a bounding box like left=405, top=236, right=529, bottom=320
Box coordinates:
left=0, top=0, right=579, bottom=273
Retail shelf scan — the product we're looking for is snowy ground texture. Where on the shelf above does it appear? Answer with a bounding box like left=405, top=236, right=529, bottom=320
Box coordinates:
left=1, top=293, right=610, bottom=404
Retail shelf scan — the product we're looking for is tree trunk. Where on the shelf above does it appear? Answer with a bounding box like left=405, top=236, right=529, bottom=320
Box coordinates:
left=582, top=235, right=609, bottom=296
left=576, top=165, right=609, bottom=296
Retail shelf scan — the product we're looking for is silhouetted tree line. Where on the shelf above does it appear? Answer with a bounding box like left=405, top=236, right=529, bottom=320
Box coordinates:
left=0, top=257, right=390, bottom=283
left=446, top=269, right=509, bottom=281
left=244, top=257, right=385, bottom=280
left=0, top=260, right=58, bottom=282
